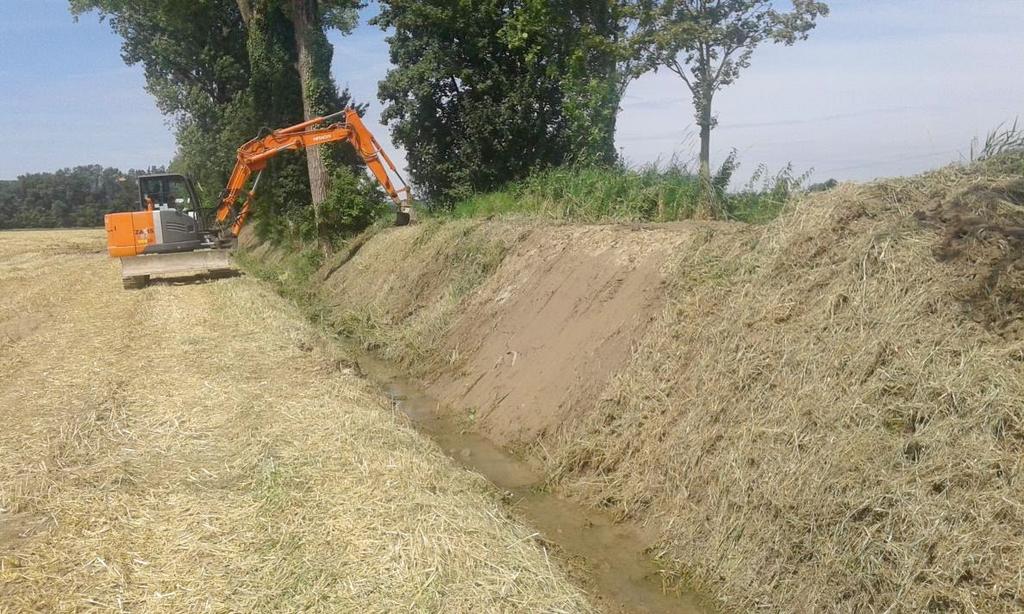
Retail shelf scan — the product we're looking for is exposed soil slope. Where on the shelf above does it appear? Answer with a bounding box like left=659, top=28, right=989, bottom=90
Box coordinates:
left=255, top=155, right=1024, bottom=612
left=303, top=222, right=747, bottom=446
left=0, top=230, right=591, bottom=613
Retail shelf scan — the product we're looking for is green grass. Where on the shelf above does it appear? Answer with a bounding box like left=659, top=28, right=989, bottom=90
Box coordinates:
left=446, top=163, right=799, bottom=225
left=451, top=165, right=702, bottom=222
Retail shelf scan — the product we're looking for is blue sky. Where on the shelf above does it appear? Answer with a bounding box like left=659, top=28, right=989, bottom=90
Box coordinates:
left=1, top=0, right=1023, bottom=185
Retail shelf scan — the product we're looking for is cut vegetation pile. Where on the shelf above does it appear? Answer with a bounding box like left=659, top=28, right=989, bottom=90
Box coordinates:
left=0, top=230, right=591, bottom=612
left=248, top=155, right=1024, bottom=612
left=550, top=158, right=1024, bottom=612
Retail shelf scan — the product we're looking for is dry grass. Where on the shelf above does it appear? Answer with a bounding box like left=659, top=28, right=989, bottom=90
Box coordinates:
left=0, top=230, right=592, bottom=612
left=240, top=156, right=1024, bottom=612
left=314, top=220, right=528, bottom=373
left=549, top=159, right=1024, bottom=612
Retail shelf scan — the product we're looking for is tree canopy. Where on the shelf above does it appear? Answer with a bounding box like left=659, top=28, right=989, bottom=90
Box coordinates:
left=374, top=0, right=641, bottom=205
left=637, top=0, right=829, bottom=216
left=0, top=166, right=162, bottom=229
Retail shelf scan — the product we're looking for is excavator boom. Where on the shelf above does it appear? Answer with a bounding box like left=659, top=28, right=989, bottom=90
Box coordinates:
left=215, top=107, right=412, bottom=237
left=105, top=107, right=412, bottom=289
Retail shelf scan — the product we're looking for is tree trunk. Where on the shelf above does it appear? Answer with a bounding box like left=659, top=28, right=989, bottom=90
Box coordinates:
left=696, top=87, right=719, bottom=219
left=291, top=0, right=330, bottom=250
left=698, top=114, right=711, bottom=186
left=236, top=0, right=252, bottom=25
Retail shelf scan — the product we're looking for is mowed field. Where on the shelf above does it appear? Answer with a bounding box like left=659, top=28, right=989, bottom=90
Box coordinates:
left=0, top=230, right=590, bottom=613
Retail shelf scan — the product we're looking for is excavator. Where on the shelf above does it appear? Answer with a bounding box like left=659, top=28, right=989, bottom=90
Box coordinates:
left=105, top=107, right=411, bottom=289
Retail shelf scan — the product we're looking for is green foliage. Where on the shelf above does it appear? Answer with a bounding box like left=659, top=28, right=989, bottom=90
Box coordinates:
left=712, top=148, right=740, bottom=195
left=321, top=167, right=389, bottom=235
left=502, top=0, right=640, bottom=165
left=235, top=239, right=326, bottom=311
left=374, top=0, right=635, bottom=205
left=636, top=0, right=829, bottom=217
left=71, top=0, right=375, bottom=245
left=451, top=164, right=700, bottom=222
left=171, top=95, right=259, bottom=207
left=639, top=0, right=830, bottom=90
left=972, top=118, right=1024, bottom=162
left=726, top=162, right=811, bottom=224
left=282, top=166, right=389, bottom=246
left=70, top=0, right=303, bottom=227
left=0, top=166, right=163, bottom=229
left=291, top=0, right=366, bottom=176
left=450, top=159, right=804, bottom=225
left=70, top=0, right=250, bottom=123
left=244, top=0, right=316, bottom=226
left=319, top=0, right=361, bottom=33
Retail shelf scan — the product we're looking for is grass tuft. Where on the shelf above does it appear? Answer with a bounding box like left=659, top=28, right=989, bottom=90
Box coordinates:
left=448, top=162, right=803, bottom=225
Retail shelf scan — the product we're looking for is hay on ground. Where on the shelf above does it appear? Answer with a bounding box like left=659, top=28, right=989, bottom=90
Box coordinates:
left=0, top=229, right=592, bottom=613
left=550, top=158, right=1024, bottom=612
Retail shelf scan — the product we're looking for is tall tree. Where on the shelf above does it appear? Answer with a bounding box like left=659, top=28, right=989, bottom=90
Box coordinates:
left=237, top=0, right=362, bottom=250
left=375, top=0, right=637, bottom=204
left=73, top=0, right=373, bottom=247
left=292, top=0, right=333, bottom=210
left=288, top=0, right=361, bottom=250
left=640, top=0, right=828, bottom=217
left=233, top=0, right=312, bottom=233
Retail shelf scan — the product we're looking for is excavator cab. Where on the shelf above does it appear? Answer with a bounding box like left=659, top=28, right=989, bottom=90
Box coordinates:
left=106, top=173, right=213, bottom=259
left=137, top=174, right=223, bottom=244
left=106, top=173, right=232, bottom=289
left=138, top=174, right=202, bottom=216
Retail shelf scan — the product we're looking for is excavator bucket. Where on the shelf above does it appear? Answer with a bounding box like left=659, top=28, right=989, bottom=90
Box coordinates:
left=119, top=249, right=235, bottom=289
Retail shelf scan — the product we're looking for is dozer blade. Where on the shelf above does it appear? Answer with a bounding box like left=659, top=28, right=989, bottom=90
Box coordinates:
left=119, top=249, right=235, bottom=289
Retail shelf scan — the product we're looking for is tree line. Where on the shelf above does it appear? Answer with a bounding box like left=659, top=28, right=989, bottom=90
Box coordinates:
left=379, top=0, right=827, bottom=218
left=0, top=166, right=161, bottom=230
left=3, top=1, right=828, bottom=239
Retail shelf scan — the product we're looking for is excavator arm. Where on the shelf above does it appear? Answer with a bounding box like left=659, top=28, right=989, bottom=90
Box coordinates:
left=214, top=108, right=412, bottom=238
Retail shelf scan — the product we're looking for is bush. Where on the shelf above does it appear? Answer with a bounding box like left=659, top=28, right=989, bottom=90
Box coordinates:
left=258, top=166, right=390, bottom=248
left=316, top=166, right=390, bottom=240
left=726, top=162, right=812, bottom=224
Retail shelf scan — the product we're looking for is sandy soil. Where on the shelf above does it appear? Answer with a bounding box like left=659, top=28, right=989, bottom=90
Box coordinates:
left=0, top=229, right=592, bottom=613
left=431, top=224, right=697, bottom=445
left=314, top=221, right=745, bottom=447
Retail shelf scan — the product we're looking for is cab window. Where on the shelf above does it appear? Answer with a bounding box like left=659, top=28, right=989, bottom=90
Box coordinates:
left=139, top=176, right=195, bottom=213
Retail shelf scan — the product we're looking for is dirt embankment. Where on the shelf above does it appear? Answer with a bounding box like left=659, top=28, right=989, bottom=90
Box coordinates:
left=0, top=230, right=592, bottom=612
left=313, top=222, right=754, bottom=447
left=247, top=155, right=1024, bottom=612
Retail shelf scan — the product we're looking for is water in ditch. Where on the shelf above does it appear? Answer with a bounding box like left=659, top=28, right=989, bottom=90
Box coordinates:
left=350, top=349, right=715, bottom=614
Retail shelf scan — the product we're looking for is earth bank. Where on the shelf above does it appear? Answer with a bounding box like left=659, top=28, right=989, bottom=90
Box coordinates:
left=244, top=155, right=1024, bottom=612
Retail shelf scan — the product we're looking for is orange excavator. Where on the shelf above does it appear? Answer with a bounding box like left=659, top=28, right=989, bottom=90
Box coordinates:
left=105, top=108, right=411, bottom=288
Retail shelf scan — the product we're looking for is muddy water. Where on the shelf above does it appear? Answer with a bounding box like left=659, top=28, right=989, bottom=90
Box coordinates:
left=351, top=350, right=714, bottom=614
